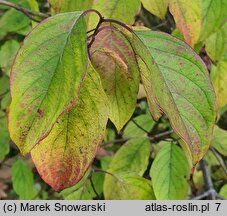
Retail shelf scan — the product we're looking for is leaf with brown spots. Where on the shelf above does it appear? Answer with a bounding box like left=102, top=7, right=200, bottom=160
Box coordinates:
left=31, top=62, right=109, bottom=191
left=8, top=12, right=87, bottom=155
left=128, top=30, right=216, bottom=165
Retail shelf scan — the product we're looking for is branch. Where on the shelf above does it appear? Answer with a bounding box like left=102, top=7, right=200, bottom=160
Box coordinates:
left=0, top=0, right=49, bottom=22
left=200, top=159, right=216, bottom=200
left=101, top=129, right=174, bottom=146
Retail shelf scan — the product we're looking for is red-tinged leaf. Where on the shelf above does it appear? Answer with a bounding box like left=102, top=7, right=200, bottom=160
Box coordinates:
left=8, top=12, right=87, bottom=155
left=169, top=0, right=201, bottom=47
left=31, top=63, right=109, bottom=191
left=90, top=25, right=139, bottom=131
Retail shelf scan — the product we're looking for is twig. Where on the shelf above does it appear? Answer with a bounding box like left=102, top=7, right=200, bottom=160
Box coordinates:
left=132, top=119, right=150, bottom=133
left=149, top=129, right=173, bottom=142
left=200, top=159, right=216, bottom=200
left=191, top=189, right=216, bottom=200
left=0, top=0, right=49, bottom=22
left=89, top=177, right=100, bottom=199
left=101, top=129, right=174, bottom=146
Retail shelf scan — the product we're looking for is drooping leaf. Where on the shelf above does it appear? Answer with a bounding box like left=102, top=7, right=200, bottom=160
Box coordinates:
left=9, top=12, right=88, bottom=155
left=205, top=22, right=227, bottom=62
left=106, top=138, right=150, bottom=175
left=169, top=0, right=201, bottom=47
left=141, top=0, right=168, bottom=20
left=150, top=143, right=189, bottom=200
left=132, top=30, right=216, bottom=165
left=0, top=40, right=20, bottom=75
left=31, top=63, right=109, bottom=191
left=123, top=28, right=163, bottom=121
left=212, top=126, right=227, bottom=156
left=91, top=26, right=139, bottom=131
left=199, top=0, right=227, bottom=42
left=12, top=159, right=35, bottom=199
left=124, top=113, right=155, bottom=138
left=210, top=60, right=227, bottom=111
left=104, top=172, right=155, bottom=200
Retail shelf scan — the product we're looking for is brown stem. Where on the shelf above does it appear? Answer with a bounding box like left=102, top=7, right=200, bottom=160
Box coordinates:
left=0, top=0, right=49, bottom=22
left=200, top=159, right=216, bottom=200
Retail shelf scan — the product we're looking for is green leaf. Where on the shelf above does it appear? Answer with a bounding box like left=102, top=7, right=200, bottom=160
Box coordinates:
left=92, top=0, right=140, bottom=24
left=124, top=113, right=155, bottom=138
left=169, top=0, right=201, bottom=47
left=107, top=138, right=150, bottom=175
left=49, top=0, right=140, bottom=28
left=0, top=0, right=31, bottom=38
left=141, top=0, right=168, bottom=20
left=104, top=172, right=155, bottom=200
left=59, top=170, right=104, bottom=200
left=12, top=159, right=35, bottom=199
left=31, top=63, right=109, bottom=191
left=9, top=12, right=88, bottom=155
left=211, top=60, right=227, bottom=111
left=1, top=92, right=11, bottom=110
left=212, top=126, right=227, bottom=156
left=0, top=75, right=9, bottom=95
left=219, top=184, right=227, bottom=199
left=199, top=0, right=227, bottom=42
left=205, top=22, right=227, bottom=62
left=91, top=26, right=139, bottom=131
left=132, top=30, right=216, bottom=165
left=150, top=144, right=189, bottom=200
left=0, top=40, right=20, bottom=75
left=0, top=117, right=9, bottom=162
left=59, top=170, right=93, bottom=200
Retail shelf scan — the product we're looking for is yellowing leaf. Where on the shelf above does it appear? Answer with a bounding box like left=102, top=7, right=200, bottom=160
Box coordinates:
left=150, top=144, right=190, bottom=200
left=141, top=0, right=168, bottom=20
left=91, top=0, right=140, bottom=25
left=48, top=0, right=93, bottom=14
left=132, top=30, right=216, bottom=165
left=169, top=0, right=201, bottom=47
left=211, top=60, right=227, bottom=111
left=91, top=26, right=139, bottom=131
left=31, top=63, right=109, bottom=191
left=9, top=12, right=87, bottom=155
left=49, top=0, right=140, bottom=27
left=104, top=173, right=155, bottom=200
